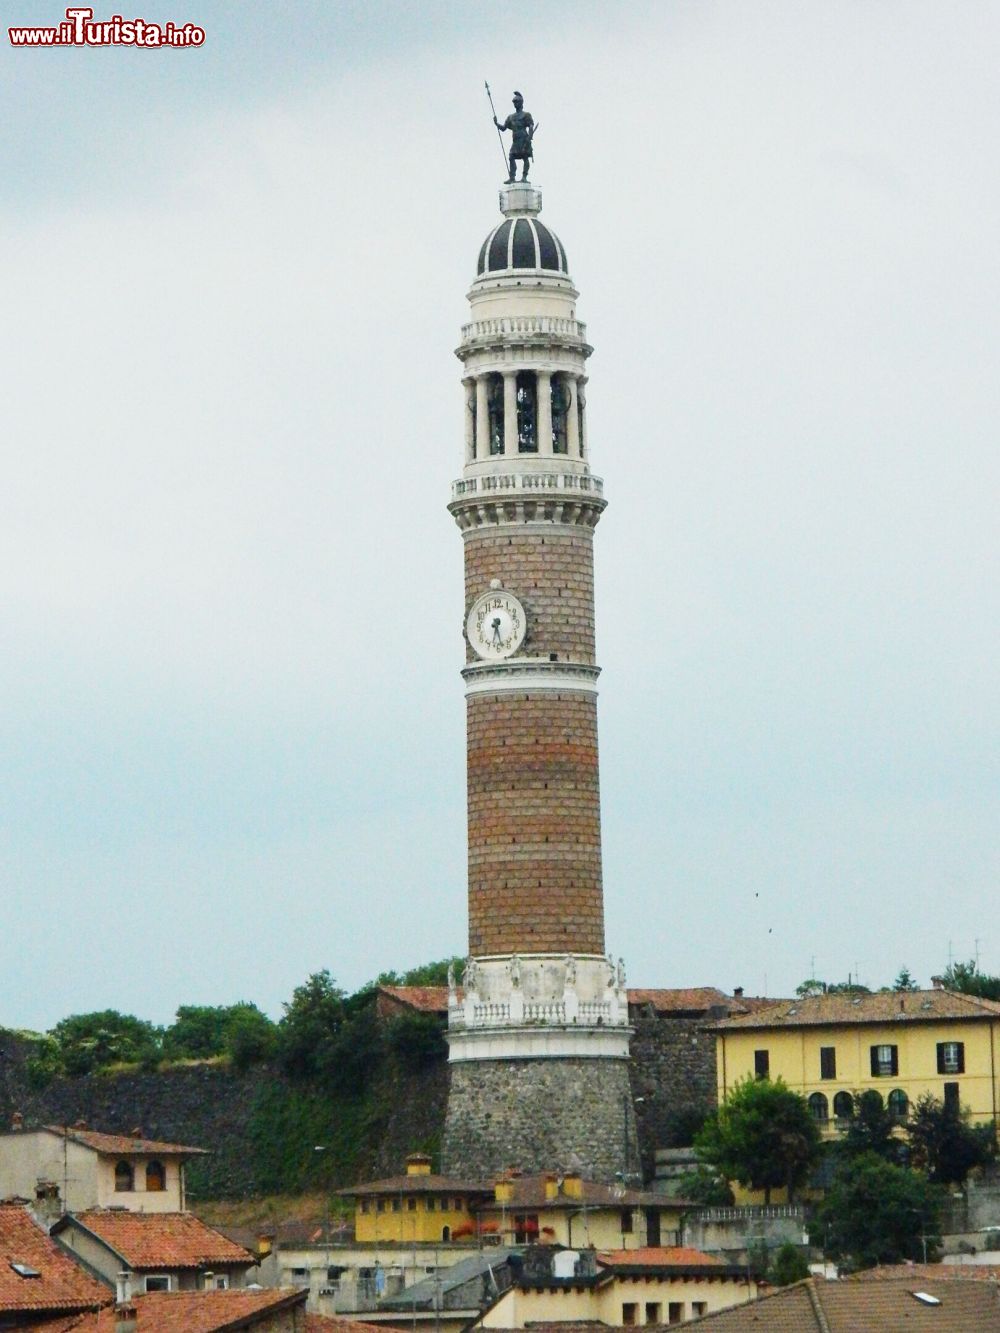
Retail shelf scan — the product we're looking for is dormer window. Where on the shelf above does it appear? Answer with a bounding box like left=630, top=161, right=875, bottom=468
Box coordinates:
left=115, top=1161, right=134, bottom=1192
left=146, top=1160, right=166, bottom=1192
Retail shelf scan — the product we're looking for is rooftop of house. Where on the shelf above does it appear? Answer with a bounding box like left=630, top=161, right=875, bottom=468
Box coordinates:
left=336, top=1172, right=491, bottom=1198
left=596, top=1247, right=725, bottom=1269
left=40, top=1125, right=208, bottom=1157
left=850, top=1262, right=1000, bottom=1283
left=0, top=1204, right=110, bottom=1315
left=711, top=988, right=1000, bottom=1031
left=482, top=1174, right=694, bottom=1212
left=378, top=985, right=755, bottom=1018
left=305, top=1318, right=387, bottom=1333
left=19, top=1288, right=307, bottom=1331
left=679, top=1275, right=1000, bottom=1329
left=390, top=1249, right=520, bottom=1308
left=54, top=1211, right=254, bottom=1271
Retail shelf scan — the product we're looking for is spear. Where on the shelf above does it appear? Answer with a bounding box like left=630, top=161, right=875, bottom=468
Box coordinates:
left=484, top=81, right=510, bottom=173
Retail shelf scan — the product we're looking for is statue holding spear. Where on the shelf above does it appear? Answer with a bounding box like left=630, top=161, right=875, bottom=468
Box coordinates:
left=485, top=84, right=538, bottom=183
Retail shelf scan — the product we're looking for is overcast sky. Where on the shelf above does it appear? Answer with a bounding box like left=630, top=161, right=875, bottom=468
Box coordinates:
left=2, top=1, right=997, bottom=1031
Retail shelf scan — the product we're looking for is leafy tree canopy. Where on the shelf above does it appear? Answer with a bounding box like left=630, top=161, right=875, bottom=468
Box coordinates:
left=770, top=1242, right=810, bottom=1286
left=163, top=1003, right=269, bottom=1061
left=891, top=967, right=920, bottom=992
left=695, top=1076, right=821, bottom=1204
left=907, top=1093, right=996, bottom=1184
left=942, top=961, right=1000, bottom=1002
left=795, top=978, right=871, bottom=997
left=373, top=958, right=464, bottom=988
left=276, top=971, right=348, bottom=1080
left=810, top=1152, right=942, bottom=1269
left=675, top=1166, right=734, bottom=1207
left=50, top=1011, right=162, bottom=1077
left=839, top=1089, right=906, bottom=1164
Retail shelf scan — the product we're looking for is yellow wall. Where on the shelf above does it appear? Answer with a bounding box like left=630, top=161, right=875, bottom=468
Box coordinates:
left=478, top=1273, right=756, bottom=1328
left=474, top=1203, right=687, bottom=1250
left=717, top=1019, right=1000, bottom=1130
left=354, top=1194, right=477, bottom=1244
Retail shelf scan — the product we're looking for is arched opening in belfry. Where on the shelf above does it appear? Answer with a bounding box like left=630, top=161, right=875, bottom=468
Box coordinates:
left=551, top=376, right=570, bottom=454
left=487, top=374, right=504, bottom=455
left=516, top=371, right=538, bottom=452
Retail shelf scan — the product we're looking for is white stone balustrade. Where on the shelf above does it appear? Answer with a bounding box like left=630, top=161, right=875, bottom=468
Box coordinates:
left=451, top=471, right=603, bottom=500
left=460, top=315, right=587, bottom=344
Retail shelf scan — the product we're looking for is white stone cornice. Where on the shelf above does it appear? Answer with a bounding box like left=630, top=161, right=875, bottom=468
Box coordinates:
left=462, top=659, right=600, bottom=696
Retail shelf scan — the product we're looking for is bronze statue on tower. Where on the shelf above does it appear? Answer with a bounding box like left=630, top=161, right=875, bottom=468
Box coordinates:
left=491, top=88, right=536, bottom=183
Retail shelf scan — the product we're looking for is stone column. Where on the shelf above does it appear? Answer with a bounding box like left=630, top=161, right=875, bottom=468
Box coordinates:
left=503, top=371, right=518, bottom=457
left=464, top=380, right=475, bottom=465
left=536, top=371, right=553, bottom=457
left=475, top=376, right=489, bottom=460
left=578, top=379, right=588, bottom=460
left=567, top=377, right=581, bottom=459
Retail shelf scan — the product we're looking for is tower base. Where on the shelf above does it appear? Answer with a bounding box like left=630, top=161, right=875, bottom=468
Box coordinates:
left=442, top=1056, right=639, bottom=1183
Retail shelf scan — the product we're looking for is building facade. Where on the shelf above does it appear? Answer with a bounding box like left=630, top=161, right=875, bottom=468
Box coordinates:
left=441, top=176, right=635, bottom=1181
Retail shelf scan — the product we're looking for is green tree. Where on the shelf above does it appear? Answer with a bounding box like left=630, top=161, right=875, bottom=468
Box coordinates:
left=675, top=1166, right=734, bottom=1206
left=892, top=967, right=920, bottom=992
left=225, top=1007, right=278, bottom=1072
left=810, top=1152, right=942, bottom=1269
left=164, top=1003, right=270, bottom=1061
left=50, top=1011, right=161, bottom=1076
left=695, top=1076, right=821, bottom=1204
left=840, top=1089, right=905, bottom=1163
left=770, top=1242, right=810, bottom=1286
left=942, top=961, right=1000, bottom=1002
left=276, top=971, right=347, bottom=1079
left=907, top=1093, right=996, bottom=1184
left=384, top=1012, right=447, bottom=1069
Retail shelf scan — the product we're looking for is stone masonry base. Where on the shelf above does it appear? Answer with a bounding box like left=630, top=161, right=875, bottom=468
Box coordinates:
left=442, top=1055, right=639, bottom=1183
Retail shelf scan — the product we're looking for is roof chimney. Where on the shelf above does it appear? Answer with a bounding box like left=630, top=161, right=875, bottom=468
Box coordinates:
left=405, top=1153, right=432, bottom=1177
left=733, top=987, right=744, bottom=999
left=115, top=1272, right=132, bottom=1304
left=72, top=1120, right=88, bottom=1131
left=10, top=1112, right=23, bottom=1132
left=931, top=976, right=944, bottom=990
left=129, top=1127, right=143, bottom=1139
left=562, top=1172, right=583, bottom=1199
left=544, top=1173, right=558, bottom=1200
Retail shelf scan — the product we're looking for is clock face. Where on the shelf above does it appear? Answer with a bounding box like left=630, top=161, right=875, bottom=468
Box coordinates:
left=467, top=589, right=526, bottom=660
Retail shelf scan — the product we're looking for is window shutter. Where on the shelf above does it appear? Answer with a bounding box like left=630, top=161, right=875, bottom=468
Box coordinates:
left=957, top=1042, right=965, bottom=1074
left=890, top=1045, right=898, bottom=1076
left=936, top=1043, right=945, bottom=1075
left=870, top=1046, right=879, bottom=1077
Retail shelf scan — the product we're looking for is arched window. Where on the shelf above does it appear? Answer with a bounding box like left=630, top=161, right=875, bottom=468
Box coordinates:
left=114, top=1161, right=134, bottom=1192
left=833, top=1091, right=854, bottom=1121
left=145, top=1161, right=166, bottom=1192
left=888, top=1089, right=909, bottom=1121
left=807, top=1092, right=829, bottom=1122
left=516, top=371, right=537, bottom=452
left=551, top=377, right=570, bottom=454
left=486, top=375, right=504, bottom=455
left=441, top=1225, right=451, bottom=1243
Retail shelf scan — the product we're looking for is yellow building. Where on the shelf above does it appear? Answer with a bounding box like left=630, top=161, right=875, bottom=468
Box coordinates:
left=476, top=1247, right=757, bottom=1328
left=713, top=987, right=1000, bottom=1138
left=338, top=1153, right=491, bottom=1245
left=476, top=1172, right=690, bottom=1251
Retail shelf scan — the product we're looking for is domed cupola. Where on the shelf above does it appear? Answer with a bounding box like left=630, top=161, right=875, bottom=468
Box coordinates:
left=474, top=182, right=569, bottom=278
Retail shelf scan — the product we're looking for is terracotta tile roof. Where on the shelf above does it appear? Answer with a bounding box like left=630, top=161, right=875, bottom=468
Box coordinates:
left=336, top=1173, right=491, bottom=1197
left=21, top=1288, right=308, bottom=1331
left=627, top=988, right=737, bottom=1013
left=378, top=986, right=452, bottom=1013
left=44, top=1125, right=207, bottom=1156
left=850, top=1262, right=1000, bottom=1282
left=0, top=1204, right=110, bottom=1314
left=597, top=1247, right=724, bottom=1268
left=61, top=1211, right=253, bottom=1270
left=711, top=988, right=1000, bottom=1031
left=683, top=1275, right=1000, bottom=1328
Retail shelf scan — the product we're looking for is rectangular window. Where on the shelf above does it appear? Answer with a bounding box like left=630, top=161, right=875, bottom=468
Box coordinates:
left=937, top=1041, right=965, bottom=1075
left=426, top=1198, right=436, bottom=1211
left=870, top=1044, right=898, bottom=1077
left=820, top=1047, right=836, bottom=1079
left=359, top=1200, right=370, bottom=1214
left=407, top=1198, right=417, bottom=1211
left=692, top=1303, right=707, bottom=1317
left=620, top=1208, right=633, bottom=1234
left=622, top=1304, right=638, bottom=1326
left=377, top=1199, right=387, bottom=1213
left=213, top=1275, right=229, bottom=1290
left=668, top=1302, right=684, bottom=1324
left=645, top=1303, right=661, bottom=1324
left=754, top=1049, right=770, bottom=1079
left=944, top=1081, right=960, bottom=1111
left=144, top=1276, right=171, bottom=1293
left=454, top=1198, right=464, bottom=1211
left=391, top=1198, right=401, bottom=1212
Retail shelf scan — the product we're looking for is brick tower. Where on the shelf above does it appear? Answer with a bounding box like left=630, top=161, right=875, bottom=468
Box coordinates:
left=442, top=180, right=637, bottom=1181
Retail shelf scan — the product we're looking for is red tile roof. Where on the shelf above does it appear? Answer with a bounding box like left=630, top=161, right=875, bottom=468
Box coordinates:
left=305, top=1318, right=388, bottom=1333
left=378, top=986, right=452, bottom=1013
left=21, top=1288, right=307, bottom=1331
left=61, top=1212, right=253, bottom=1271
left=712, top=988, right=1000, bottom=1031
left=851, top=1262, right=1000, bottom=1282
left=44, top=1126, right=207, bottom=1157
left=0, top=1205, right=110, bottom=1314
left=597, top=1247, right=724, bottom=1268
left=336, top=1173, right=491, bottom=1197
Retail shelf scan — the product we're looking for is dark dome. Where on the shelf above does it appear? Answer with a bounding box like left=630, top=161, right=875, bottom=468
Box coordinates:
left=477, top=217, right=568, bottom=277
